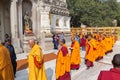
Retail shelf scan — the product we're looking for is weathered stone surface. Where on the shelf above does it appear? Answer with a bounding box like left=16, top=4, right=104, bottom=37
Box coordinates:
left=0, top=0, right=71, bottom=54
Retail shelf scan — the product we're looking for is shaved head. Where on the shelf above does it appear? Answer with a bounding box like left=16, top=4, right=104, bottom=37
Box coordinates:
left=29, top=38, right=35, bottom=43
left=71, top=36, right=75, bottom=42
left=28, top=38, right=35, bottom=48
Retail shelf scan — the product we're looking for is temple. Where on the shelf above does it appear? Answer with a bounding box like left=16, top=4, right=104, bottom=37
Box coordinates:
left=0, top=0, right=71, bottom=53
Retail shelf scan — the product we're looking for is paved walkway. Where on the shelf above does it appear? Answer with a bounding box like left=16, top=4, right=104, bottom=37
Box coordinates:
left=15, top=40, right=120, bottom=80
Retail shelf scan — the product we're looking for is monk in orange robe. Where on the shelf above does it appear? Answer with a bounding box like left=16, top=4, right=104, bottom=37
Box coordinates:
left=94, top=34, right=106, bottom=61
left=111, top=34, right=115, bottom=47
left=109, top=35, right=113, bottom=51
left=101, top=34, right=109, bottom=54
left=105, top=35, right=113, bottom=54
left=93, top=35, right=101, bottom=61
left=98, top=54, right=120, bottom=80
left=0, top=43, right=14, bottom=80
left=70, top=37, right=81, bottom=70
left=97, top=35, right=106, bottom=59
left=56, top=39, right=71, bottom=80
left=28, top=39, right=47, bottom=80
left=85, top=34, right=97, bottom=69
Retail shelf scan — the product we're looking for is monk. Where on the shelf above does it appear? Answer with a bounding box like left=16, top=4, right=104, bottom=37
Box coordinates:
left=97, top=34, right=106, bottom=59
left=80, top=35, right=86, bottom=51
left=102, top=34, right=109, bottom=54
left=0, top=42, right=14, bottom=80
left=85, top=34, right=97, bottom=69
left=28, top=39, right=47, bottom=80
left=70, top=37, right=81, bottom=70
left=56, top=39, right=71, bottom=80
left=98, top=54, right=120, bottom=80
left=93, top=36, right=101, bottom=61
left=105, top=35, right=113, bottom=54
left=111, top=34, right=115, bottom=47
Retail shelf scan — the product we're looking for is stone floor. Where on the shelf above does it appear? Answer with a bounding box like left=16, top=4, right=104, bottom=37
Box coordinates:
left=15, top=40, right=120, bottom=80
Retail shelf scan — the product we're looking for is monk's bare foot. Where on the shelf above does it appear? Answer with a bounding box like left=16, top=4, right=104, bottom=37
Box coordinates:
left=86, top=67, right=90, bottom=70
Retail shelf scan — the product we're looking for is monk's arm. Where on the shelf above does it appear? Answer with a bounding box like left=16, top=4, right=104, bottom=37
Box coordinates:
left=34, top=48, right=43, bottom=68
left=0, top=51, right=4, bottom=70
left=57, top=51, right=64, bottom=64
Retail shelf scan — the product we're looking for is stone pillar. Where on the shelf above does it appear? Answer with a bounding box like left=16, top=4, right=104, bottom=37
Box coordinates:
left=51, top=14, right=56, bottom=33
left=66, top=17, right=71, bottom=32
left=39, top=2, right=51, bottom=33
left=59, top=16, right=64, bottom=29
left=36, top=1, right=54, bottom=52
left=40, top=11, right=51, bottom=33
left=18, top=0, right=23, bottom=46
left=10, top=0, right=22, bottom=53
left=36, top=2, right=45, bottom=50
left=10, top=0, right=18, bottom=38
left=32, top=2, right=37, bottom=35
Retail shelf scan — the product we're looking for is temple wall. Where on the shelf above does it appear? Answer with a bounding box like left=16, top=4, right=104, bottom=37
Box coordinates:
left=51, top=14, right=71, bottom=33
left=0, top=0, right=71, bottom=54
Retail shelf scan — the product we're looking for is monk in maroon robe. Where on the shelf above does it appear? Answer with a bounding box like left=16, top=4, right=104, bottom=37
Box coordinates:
left=98, top=54, right=120, bottom=80
left=56, top=39, right=71, bottom=80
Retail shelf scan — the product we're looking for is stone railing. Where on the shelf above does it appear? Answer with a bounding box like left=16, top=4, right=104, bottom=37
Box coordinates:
left=71, top=27, right=120, bottom=38
left=53, top=27, right=70, bottom=33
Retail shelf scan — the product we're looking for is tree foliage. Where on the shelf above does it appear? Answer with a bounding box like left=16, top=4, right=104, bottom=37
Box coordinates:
left=67, top=0, right=120, bottom=27
left=115, top=2, right=120, bottom=26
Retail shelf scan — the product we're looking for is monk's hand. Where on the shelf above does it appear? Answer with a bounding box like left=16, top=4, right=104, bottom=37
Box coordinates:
left=26, top=55, right=28, bottom=58
left=34, top=56, right=43, bottom=69
left=26, top=55, right=29, bottom=59
left=69, top=47, right=73, bottom=50
left=58, top=45, right=62, bottom=50
left=88, top=42, right=91, bottom=46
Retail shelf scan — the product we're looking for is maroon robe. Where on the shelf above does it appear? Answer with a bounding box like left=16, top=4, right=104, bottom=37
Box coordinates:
left=98, top=68, right=120, bottom=80
left=81, top=37, right=86, bottom=47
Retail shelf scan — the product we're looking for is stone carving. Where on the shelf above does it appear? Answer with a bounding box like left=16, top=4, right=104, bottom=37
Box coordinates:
left=51, top=0, right=66, bottom=7
left=49, top=0, right=69, bottom=16
left=112, top=19, right=117, bottom=27
left=24, top=11, right=32, bottom=34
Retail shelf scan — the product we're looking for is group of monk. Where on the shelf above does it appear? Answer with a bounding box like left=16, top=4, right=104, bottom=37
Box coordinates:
left=85, top=33, right=117, bottom=69
left=56, top=37, right=81, bottom=80
left=55, top=32, right=117, bottom=80
left=0, top=32, right=117, bottom=80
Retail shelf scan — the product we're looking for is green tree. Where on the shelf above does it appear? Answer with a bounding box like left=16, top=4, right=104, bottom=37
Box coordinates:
left=115, top=2, right=120, bottom=26
left=67, top=0, right=120, bottom=27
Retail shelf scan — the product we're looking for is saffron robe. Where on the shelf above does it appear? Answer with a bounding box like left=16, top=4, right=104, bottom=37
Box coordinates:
left=85, top=38, right=97, bottom=62
left=56, top=44, right=71, bottom=80
left=105, top=37, right=112, bottom=52
left=70, top=41, right=81, bottom=69
left=28, top=44, right=47, bottom=80
left=98, top=39, right=106, bottom=57
left=0, top=43, right=14, bottom=80
left=111, top=36, right=115, bottom=47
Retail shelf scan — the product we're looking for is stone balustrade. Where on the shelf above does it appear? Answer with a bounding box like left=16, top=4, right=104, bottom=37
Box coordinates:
left=71, top=27, right=120, bottom=38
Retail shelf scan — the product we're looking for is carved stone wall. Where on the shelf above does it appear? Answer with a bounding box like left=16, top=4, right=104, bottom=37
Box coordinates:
left=0, top=0, right=71, bottom=54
